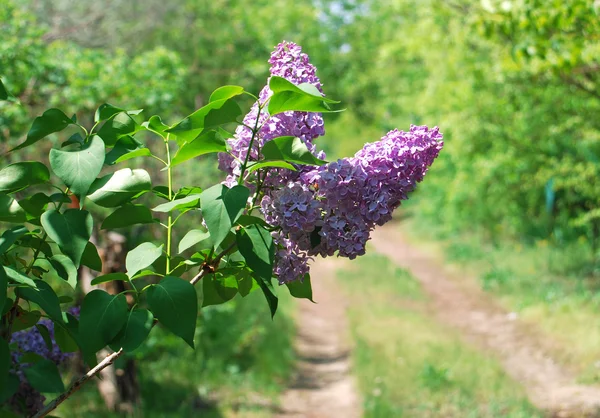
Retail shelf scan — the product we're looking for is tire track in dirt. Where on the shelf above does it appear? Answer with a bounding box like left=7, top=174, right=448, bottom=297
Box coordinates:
left=276, top=258, right=362, bottom=418
left=370, top=222, right=600, bottom=417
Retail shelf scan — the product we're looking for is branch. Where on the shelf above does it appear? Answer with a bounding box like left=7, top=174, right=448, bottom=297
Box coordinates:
left=32, top=349, right=124, bottom=418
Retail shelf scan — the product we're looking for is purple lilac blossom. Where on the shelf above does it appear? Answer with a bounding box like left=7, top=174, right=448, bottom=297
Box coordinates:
left=263, top=125, right=443, bottom=282
left=218, top=41, right=326, bottom=186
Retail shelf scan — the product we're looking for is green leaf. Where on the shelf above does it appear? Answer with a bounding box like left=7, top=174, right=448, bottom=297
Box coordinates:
left=261, top=136, right=327, bottom=166
left=200, top=184, right=249, bottom=249
left=147, top=276, right=198, bottom=348
left=11, top=109, right=73, bottom=152
left=247, top=160, right=296, bottom=173
left=201, top=273, right=238, bottom=307
left=151, top=194, right=202, bottom=213
left=109, top=308, right=154, bottom=352
left=98, top=112, right=139, bottom=147
left=236, top=225, right=275, bottom=281
left=104, top=135, right=144, bottom=165
left=286, top=275, right=315, bottom=302
left=126, top=242, right=164, bottom=278
left=62, top=133, right=85, bottom=148
left=0, top=194, right=25, bottom=223
left=268, top=76, right=340, bottom=115
left=12, top=309, right=41, bottom=332
left=171, top=131, right=228, bottom=167
left=88, top=168, right=152, bottom=207
left=0, top=78, right=9, bottom=100
left=0, top=338, right=8, bottom=393
left=254, top=275, right=278, bottom=318
left=102, top=204, right=155, bottom=229
left=95, top=104, right=125, bottom=123
left=17, top=280, right=63, bottom=322
left=166, top=98, right=242, bottom=142
left=41, top=209, right=93, bottom=268
left=4, top=266, right=36, bottom=287
left=24, top=359, right=65, bottom=393
left=114, top=148, right=152, bottom=164
left=0, top=162, right=50, bottom=194
left=35, top=323, right=53, bottom=351
left=49, top=135, right=105, bottom=200
left=178, top=229, right=211, bottom=253
left=0, top=374, right=19, bottom=404
left=0, top=226, right=28, bottom=255
left=55, top=313, right=79, bottom=353
left=91, top=273, right=128, bottom=286
left=236, top=215, right=269, bottom=228
left=49, top=255, right=78, bottom=289
left=79, top=290, right=128, bottom=354
left=18, top=193, right=51, bottom=217
left=209, top=85, right=244, bottom=102
left=81, top=242, right=102, bottom=271
left=141, top=115, right=169, bottom=139
left=0, top=267, right=6, bottom=324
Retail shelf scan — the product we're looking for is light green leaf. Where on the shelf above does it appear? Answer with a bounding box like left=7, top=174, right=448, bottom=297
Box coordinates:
left=151, top=194, right=202, bottom=213
left=11, top=109, right=73, bottom=152
left=268, top=76, right=340, bottom=115
left=98, top=112, right=139, bottom=147
left=200, top=184, right=249, bottom=249
left=171, top=131, right=228, bottom=166
left=49, top=254, right=78, bottom=289
left=209, top=85, right=244, bottom=102
left=49, top=135, right=105, bottom=200
left=41, top=209, right=93, bottom=268
left=91, top=272, right=128, bottom=286
left=141, top=115, right=169, bottom=139
left=88, top=168, right=152, bottom=207
left=247, top=160, right=296, bottom=173
left=95, top=103, right=124, bottom=123
left=147, top=276, right=198, bottom=348
left=0, top=162, right=50, bottom=193
left=0, top=194, right=25, bottom=223
left=126, top=242, right=164, bottom=278
left=261, top=136, right=327, bottom=166
left=102, top=204, right=155, bottom=229
left=178, top=229, right=211, bottom=253
left=4, top=266, right=36, bottom=287
left=0, top=226, right=28, bottom=255
left=109, top=308, right=154, bottom=352
left=104, top=135, right=144, bottom=165
left=79, top=290, right=128, bottom=354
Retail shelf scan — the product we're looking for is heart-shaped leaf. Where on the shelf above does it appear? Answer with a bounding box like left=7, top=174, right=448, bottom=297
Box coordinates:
left=126, top=242, right=164, bottom=278
left=79, top=290, right=128, bottom=354
left=236, top=225, right=275, bottom=281
left=109, top=308, right=154, bottom=352
left=0, top=162, right=50, bottom=193
left=41, top=209, right=93, bottom=268
left=102, top=204, right=155, bottom=229
left=11, top=109, right=74, bottom=151
left=17, top=280, right=63, bottom=323
left=171, top=131, right=227, bottom=167
left=88, top=168, right=151, bottom=207
left=24, top=359, right=65, bottom=393
left=200, top=184, right=249, bottom=249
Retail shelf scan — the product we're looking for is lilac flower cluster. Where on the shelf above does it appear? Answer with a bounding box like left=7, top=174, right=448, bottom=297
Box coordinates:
left=218, top=41, right=326, bottom=187
left=9, top=308, right=79, bottom=415
left=263, top=125, right=443, bottom=282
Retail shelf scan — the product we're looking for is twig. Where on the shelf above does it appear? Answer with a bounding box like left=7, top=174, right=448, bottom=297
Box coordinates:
left=32, top=349, right=124, bottom=418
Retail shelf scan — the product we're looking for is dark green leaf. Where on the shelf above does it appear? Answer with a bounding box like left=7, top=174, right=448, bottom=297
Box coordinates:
left=209, top=85, right=244, bottom=102
left=171, top=131, right=228, bottom=167
left=104, top=135, right=144, bottom=165
left=147, top=276, right=198, bottom=348
left=254, top=275, right=278, bottom=318
left=0, top=267, right=6, bottom=327
left=178, top=229, right=211, bottom=253
left=49, top=135, right=105, bottom=200
left=236, top=225, right=275, bottom=281
left=261, top=136, right=327, bottom=166
left=0, top=339, right=8, bottom=394
left=12, top=309, right=41, bottom=332
left=35, top=323, right=53, bottom=351
left=98, top=112, right=139, bottom=147
left=17, top=280, right=63, bottom=322
left=286, top=275, right=315, bottom=302
left=151, top=194, right=202, bottom=213
left=109, top=308, right=154, bottom=352
left=101, top=204, right=155, bottom=229
left=81, top=242, right=102, bottom=271
left=0, top=194, right=25, bottom=223
left=49, top=255, right=78, bottom=288
left=0, top=375, right=19, bottom=404
left=166, top=98, right=242, bottom=142
left=200, top=184, right=249, bottom=249
left=11, top=109, right=73, bottom=152
left=55, top=313, right=79, bottom=353
left=0, top=162, right=50, bottom=193
left=236, top=215, right=269, bottom=228
left=201, top=273, right=238, bottom=307
left=88, top=168, right=152, bottom=207
left=18, top=193, right=51, bottom=217
left=41, top=209, right=93, bottom=268
left=79, top=290, right=128, bottom=353
left=0, top=226, right=28, bottom=255
left=91, top=273, right=128, bottom=286
left=95, top=104, right=125, bottom=123
left=0, top=78, right=9, bottom=100
left=126, top=242, right=164, bottom=278
left=62, top=133, right=85, bottom=148
left=24, top=359, right=65, bottom=393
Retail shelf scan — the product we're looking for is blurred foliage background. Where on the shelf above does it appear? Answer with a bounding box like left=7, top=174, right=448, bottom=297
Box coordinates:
left=2, top=0, right=600, bottom=414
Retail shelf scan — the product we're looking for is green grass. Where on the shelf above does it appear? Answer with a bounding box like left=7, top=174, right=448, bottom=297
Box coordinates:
left=56, top=290, right=296, bottom=417
left=404, top=217, right=600, bottom=384
left=337, top=253, right=540, bottom=418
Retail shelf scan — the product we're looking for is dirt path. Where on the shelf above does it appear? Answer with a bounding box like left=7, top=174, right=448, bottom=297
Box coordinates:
left=276, top=258, right=362, bottom=418
left=370, top=222, right=600, bottom=417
